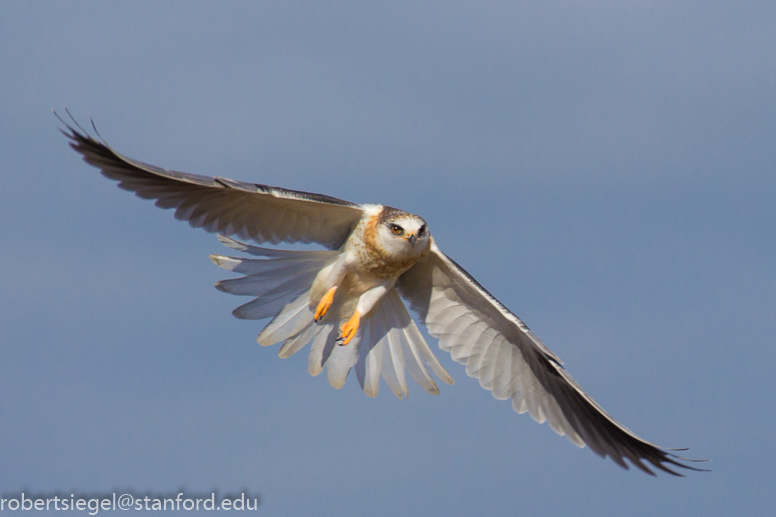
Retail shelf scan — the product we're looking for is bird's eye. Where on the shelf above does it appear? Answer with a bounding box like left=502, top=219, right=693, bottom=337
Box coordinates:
left=418, top=224, right=426, bottom=236
left=390, top=224, right=403, bottom=235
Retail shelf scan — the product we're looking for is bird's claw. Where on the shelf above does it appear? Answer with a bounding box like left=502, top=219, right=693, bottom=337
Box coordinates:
left=314, top=287, right=337, bottom=322
left=337, top=311, right=361, bottom=346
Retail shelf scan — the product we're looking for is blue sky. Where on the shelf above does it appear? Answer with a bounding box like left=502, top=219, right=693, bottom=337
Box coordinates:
left=1, top=1, right=774, bottom=515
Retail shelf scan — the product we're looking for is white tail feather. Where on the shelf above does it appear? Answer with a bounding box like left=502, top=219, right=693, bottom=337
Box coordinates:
left=355, top=317, right=383, bottom=398
left=278, top=320, right=320, bottom=359
left=256, top=293, right=312, bottom=346
left=231, top=275, right=315, bottom=320
left=383, top=316, right=409, bottom=399
left=326, top=330, right=361, bottom=389
left=308, top=323, right=336, bottom=376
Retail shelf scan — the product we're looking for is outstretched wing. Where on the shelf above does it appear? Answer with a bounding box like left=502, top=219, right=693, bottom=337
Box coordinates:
left=59, top=113, right=364, bottom=249
left=397, top=241, right=705, bottom=476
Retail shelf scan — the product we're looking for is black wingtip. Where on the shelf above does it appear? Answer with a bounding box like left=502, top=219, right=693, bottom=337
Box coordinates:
left=54, top=107, right=90, bottom=143
left=90, top=117, right=109, bottom=145
left=661, top=450, right=712, bottom=475
left=54, top=108, right=110, bottom=146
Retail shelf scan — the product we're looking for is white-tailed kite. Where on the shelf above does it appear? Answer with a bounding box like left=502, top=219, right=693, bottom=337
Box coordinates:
left=59, top=113, right=706, bottom=476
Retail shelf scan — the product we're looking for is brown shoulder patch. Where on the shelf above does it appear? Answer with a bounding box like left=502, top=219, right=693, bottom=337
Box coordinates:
left=363, top=210, right=381, bottom=251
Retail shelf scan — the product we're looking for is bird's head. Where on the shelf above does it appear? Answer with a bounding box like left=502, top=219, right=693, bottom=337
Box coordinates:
left=376, top=207, right=431, bottom=259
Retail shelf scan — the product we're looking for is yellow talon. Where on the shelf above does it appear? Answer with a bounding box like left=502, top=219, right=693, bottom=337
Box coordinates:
left=338, top=311, right=361, bottom=346
left=314, top=287, right=337, bottom=321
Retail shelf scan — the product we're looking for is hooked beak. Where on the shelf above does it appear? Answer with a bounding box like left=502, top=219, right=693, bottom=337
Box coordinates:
left=406, top=233, right=417, bottom=247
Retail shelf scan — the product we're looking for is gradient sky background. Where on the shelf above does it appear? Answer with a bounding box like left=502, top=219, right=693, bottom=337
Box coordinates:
left=2, top=2, right=775, bottom=515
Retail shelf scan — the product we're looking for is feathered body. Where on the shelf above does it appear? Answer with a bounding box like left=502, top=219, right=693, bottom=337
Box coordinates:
left=59, top=113, right=706, bottom=476
left=310, top=205, right=431, bottom=321
left=209, top=203, right=451, bottom=397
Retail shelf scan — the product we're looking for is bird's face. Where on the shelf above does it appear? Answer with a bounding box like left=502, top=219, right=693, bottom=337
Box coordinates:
left=377, top=214, right=430, bottom=259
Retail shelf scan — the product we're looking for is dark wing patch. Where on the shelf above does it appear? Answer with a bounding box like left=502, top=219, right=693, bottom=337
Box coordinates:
left=59, top=112, right=364, bottom=249
left=397, top=245, right=708, bottom=476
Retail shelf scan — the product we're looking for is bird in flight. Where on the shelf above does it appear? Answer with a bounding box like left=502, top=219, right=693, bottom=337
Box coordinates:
left=59, top=112, right=705, bottom=476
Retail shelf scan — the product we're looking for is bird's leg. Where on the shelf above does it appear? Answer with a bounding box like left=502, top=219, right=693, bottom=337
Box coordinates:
left=337, top=281, right=394, bottom=346
left=313, top=252, right=353, bottom=323
left=314, top=287, right=337, bottom=321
